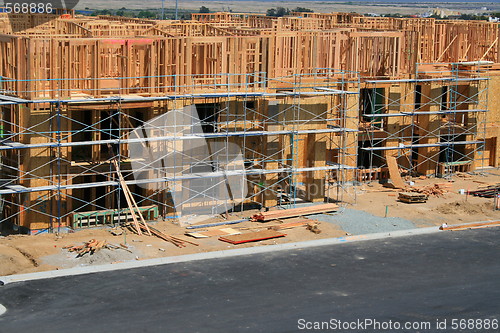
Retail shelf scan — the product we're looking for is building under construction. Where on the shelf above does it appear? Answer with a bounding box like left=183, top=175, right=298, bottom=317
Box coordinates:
left=0, top=11, right=498, bottom=233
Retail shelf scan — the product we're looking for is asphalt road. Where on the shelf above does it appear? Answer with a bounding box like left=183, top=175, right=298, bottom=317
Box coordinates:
left=1, top=228, right=500, bottom=333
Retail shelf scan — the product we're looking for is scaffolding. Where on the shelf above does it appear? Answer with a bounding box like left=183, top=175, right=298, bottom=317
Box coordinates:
left=358, top=62, right=490, bottom=181
left=0, top=12, right=498, bottom=233
left=0, top=69, right=359, bottom=233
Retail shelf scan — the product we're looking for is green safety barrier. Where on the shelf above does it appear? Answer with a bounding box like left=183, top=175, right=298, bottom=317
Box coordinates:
left=441, top=160, right=472, bottom=166
left=72, top=205, right=159, bottom=229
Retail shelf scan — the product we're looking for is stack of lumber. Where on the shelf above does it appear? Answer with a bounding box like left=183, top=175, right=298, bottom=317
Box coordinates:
left=111, top=155, right=197, bottom=248
left=407, top=183, right=451, bottom=197
left=127, top=223, right=198, bottom=248
left=468, top=184, right=500, bottom=198
left=251, top=203, right=338, bottom=222
left=398, top=192, right=428, bottom=203
left=219, top=230, right=286, bottom=244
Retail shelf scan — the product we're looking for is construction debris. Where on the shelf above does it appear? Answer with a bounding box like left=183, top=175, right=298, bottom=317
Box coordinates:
left=64, top=239, right=114, bottom=257
left=468, top=185, right=500, bottom=198
left=219, top=230, right=286, bottom=245
left=110, top=228, right=123, bottom=236
left=109, top=155, right=151, bottom=237
left=125, top=222, right=198, bottom=248
left=106, top=153, right=195, bottom=247
left=252, top=203, right=339, bottom=222
left=306, top=222, right=322, bottom=234
left=455, top=172, right=473, bottom=179
left=406, top=183, right=451, bottom=197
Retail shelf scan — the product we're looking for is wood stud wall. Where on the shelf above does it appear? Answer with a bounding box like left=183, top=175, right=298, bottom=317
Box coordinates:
left=0, top=12, right=498, bottom=231
left=0, top=12, right=498, bottom=99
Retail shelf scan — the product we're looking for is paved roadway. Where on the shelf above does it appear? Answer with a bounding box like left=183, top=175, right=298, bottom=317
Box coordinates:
left=1, top=228, right=500, bottom=332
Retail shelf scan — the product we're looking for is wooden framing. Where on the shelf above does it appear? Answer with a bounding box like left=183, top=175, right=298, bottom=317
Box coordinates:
left=0, top=12, right=496, bottom=100
left=0, top=12, right=498, bottom=232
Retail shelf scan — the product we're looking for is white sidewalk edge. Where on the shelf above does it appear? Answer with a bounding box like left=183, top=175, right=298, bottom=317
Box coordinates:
left=0, top=304, right=6, bottom=316
left=0, top=226, right=441, bottom=285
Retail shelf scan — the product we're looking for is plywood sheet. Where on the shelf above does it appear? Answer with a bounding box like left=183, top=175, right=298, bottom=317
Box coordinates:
left=186, top=228, right=241, bottom=239
left=386, top=156, right=406, bottom=189
left=219, top=230, right=286, bottom=244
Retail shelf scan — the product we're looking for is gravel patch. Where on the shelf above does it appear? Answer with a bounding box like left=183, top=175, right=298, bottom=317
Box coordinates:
left=312, top=208, right=415, bottom=235
left=42, top=247, right=139, bottom=269
left=289, top=202, right=416, bottom=235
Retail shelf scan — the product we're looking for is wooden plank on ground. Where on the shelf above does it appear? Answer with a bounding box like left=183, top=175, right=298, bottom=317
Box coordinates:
left=440, top=220, right=500, bottom=231
left=252, top=203, right=338, bottom=222
left=186, top=228, right=241, bottom=238
left=268, top=218, right=316, bottom=230
left=219, top=230, right=286, bottom=244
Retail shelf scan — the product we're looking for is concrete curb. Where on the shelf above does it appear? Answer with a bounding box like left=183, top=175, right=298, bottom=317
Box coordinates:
left=0, top=226, right=441, bottom=285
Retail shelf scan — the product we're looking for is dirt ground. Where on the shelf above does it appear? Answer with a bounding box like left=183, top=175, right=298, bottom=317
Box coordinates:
left=0, top=212, right=345, bottom=276
left=0, top=169, right=498, bottom=277
left=349, top=169, right=500, bottom=227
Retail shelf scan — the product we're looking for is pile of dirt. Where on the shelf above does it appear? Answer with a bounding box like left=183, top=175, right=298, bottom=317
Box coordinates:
left=0, top=244, right=38, bottom=276
left=435, top=201, right=494, bottom=215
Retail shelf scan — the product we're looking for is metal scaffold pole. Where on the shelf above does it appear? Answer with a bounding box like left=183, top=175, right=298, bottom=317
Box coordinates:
left=0, top=71, right=359, bottom=231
